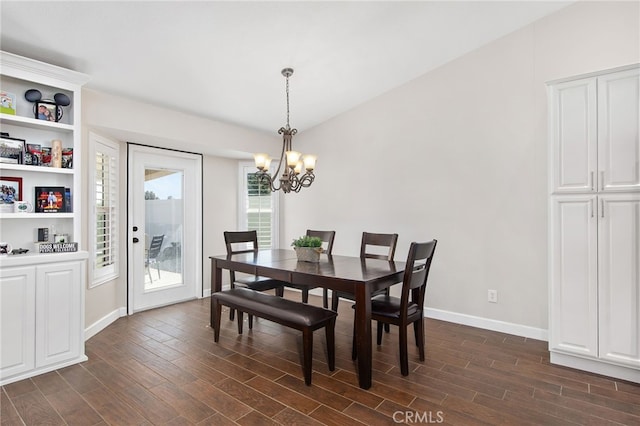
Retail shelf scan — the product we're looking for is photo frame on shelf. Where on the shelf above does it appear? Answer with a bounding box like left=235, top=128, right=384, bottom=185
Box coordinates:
left=0, top=137, right=25, bottom=164
left=34, top=186, right=65, bottom=213
left=34, top=101, right=59, bottom=122
left=0, top=176, right=22, bottom=213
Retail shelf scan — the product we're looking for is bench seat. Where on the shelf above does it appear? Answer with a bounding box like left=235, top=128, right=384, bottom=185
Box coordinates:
left=211, top=287, right=338, bottom=385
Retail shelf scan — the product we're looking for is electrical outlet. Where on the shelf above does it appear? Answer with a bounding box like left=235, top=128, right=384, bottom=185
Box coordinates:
left=488, top=289, right=498, bottom=303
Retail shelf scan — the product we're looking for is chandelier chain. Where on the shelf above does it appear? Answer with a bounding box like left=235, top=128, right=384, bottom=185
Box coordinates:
left=285, top=73, right=290, bottom=130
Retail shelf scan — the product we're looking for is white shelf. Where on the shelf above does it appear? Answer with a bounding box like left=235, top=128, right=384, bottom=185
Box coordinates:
left=0, top=113, right=74, bottom=132
left=0, top=163, right=74, bottom=174
left=0, top=212, right=74, bottom=219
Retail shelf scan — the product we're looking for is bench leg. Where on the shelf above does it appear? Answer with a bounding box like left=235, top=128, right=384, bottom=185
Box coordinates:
left=326, top=318, right=336, bottom=371
left=302, top=329, right=313, bottom=386
left=248, top=314, right=253, bottom=330
left=212, top=299, right=222, bottom=342
left=237, top=311, right=244, bottom=334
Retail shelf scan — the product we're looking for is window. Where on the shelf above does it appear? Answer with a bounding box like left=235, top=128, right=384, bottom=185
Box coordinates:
left=239, top=162, right=279, bottom=248
left=89, top=133, right=119, bottom=287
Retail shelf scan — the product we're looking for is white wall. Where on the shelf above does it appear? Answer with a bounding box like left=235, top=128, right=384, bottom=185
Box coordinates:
left=283, top=1, right=639, bottom=333
left=81, top=89, right=275, bottom=331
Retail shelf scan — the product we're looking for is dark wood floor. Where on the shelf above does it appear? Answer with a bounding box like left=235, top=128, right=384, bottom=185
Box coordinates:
left=2, top=291, right=639, bottom=425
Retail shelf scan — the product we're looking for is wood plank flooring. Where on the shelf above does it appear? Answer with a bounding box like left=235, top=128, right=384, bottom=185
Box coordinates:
left=2, top=291, right=639, bottom=425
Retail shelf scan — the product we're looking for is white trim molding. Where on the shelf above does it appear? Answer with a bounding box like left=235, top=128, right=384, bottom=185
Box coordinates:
left=85, top=307, right=127, bottom=340
left=425, top=308, right=548, bottom=341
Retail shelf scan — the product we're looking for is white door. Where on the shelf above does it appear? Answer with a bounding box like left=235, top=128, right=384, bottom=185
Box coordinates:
left=128, top=144, right=202, bottom=313
left=549, top=195, right=598, bottom=357
left=598, top=193, right=640, bottom=367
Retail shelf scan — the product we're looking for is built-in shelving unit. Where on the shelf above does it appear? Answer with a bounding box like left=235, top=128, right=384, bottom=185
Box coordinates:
left=0, top=51, right=90, bottom=385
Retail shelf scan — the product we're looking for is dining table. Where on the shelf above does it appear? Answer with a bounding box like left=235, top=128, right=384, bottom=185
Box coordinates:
left=209, top=249, right=406, bottom=389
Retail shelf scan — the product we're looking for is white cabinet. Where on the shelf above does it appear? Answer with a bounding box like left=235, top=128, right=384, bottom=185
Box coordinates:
left=0, top=266, right=36, bottom=379
left=550, top=67, right=639, bottom=194
left=35, top=261, right=83, bottom=367
left=598, top=194, right=640, bottom=368
left=0, top=257, right=87, bottom=385
left=0, top=52, right=89, bottom=385
left=548, top=65, right=640, bottom=383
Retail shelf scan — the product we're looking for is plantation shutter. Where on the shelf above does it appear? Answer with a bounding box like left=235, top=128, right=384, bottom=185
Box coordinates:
left=91, top=135, right=119, bottom=285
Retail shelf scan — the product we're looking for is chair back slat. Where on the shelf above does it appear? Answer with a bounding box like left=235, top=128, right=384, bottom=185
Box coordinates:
left=147, top=235, right=164, bottom=258
left=306, top=230, right=336, bottom=255
left=360, top=232, right=398, bottom=261
left=224, top=230, right=259, bottom=255
left=400, top=240, right=437, bottom=312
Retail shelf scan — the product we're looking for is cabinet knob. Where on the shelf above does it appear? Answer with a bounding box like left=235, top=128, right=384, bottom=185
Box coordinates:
left=133, top=237, right=139, bottom=243
left=133, top=226, right=138, bottom=231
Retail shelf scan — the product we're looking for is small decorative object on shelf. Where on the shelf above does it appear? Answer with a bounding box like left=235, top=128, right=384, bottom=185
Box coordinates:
left=0, top=137, right=25, bottom=164
left=51, top=140, right=62, bottom=168
left=37, top=241, right=78, bottom=253
left=34, top=186, right=65, bottom=213
left=0, top=242, right=12, bottom=255
left=291, top=235, right=324, bottom=263
left=24, top=88, right=71, bottom=122
left=37, top=228, right=49, bottom=242
left=62, top=147, right=73, bottom=168
left=0, top=91, right=16, bottom=115
left=13, top=200, right=32, bottom=213
left=25, top=143, right=41, bottom=166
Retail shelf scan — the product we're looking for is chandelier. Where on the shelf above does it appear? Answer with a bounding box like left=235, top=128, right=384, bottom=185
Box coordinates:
left=253, top=68, right=316, bottom=193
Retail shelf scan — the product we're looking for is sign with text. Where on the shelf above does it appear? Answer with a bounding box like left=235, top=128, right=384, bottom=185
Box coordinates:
left=37, top=242, right=78, bottom=253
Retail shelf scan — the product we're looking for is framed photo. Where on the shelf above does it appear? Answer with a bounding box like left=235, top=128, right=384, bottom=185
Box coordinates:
left=1, top=176, right=23, bottom=204
left=0, top=137, right=25, bottom=164
left=35, top=101, right=59, bottom=122
left=0, top=91, right=17, bottom=115
left=34, top=186, right=65, bottom=213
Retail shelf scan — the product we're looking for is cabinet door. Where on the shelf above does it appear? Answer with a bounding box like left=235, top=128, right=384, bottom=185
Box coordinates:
left=598, top=68, right=640, bottom=192
left=35, top=261, right=82, bottom=367
left=549, top=78, right=597, bottom=194
left=598, top=194, right=640, bottom=367
left=0, top=267, right=35, bottom=380
left=550, top=195, right=598, bottom=357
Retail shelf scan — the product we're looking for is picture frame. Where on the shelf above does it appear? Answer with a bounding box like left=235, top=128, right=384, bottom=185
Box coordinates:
left=0, top=137, right=25, bottom=164
left=35, top=101, right=59, bottom=122
left=34, top=186, right=65, bottom=213
left=1, top=176, right=23, bottom=204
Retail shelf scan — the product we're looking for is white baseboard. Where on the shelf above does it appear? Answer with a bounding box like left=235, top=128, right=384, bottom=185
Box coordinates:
left=85, top=307, right=127, bottom=341
left=425, top=307, right=548, bottom=341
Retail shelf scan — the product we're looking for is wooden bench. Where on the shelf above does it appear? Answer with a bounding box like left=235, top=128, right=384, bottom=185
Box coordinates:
left=211, top=287, right=338, bottom=385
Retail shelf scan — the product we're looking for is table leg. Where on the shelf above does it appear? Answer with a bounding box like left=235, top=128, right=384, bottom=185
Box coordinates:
left=210, top=258, right=222, bottom=327
left=354, top=284, right=372, bottom=389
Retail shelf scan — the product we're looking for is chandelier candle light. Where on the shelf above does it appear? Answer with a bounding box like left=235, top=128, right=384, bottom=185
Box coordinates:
left=254, top=68, right=316, bottom=193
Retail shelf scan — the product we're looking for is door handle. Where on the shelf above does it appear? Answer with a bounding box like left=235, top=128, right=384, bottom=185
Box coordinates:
left=133, top=237, right=140, bottom=243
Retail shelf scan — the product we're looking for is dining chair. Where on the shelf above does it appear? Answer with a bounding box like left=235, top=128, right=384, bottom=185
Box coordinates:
left=145, top=234, right=164, bottom=283
left=331, top=232, right=398, bottom=311
left=285, top=229, right=335, bottom=308
left=352, top=240, right=437, bottom=376
left=224, top=230, right=286, bottom=323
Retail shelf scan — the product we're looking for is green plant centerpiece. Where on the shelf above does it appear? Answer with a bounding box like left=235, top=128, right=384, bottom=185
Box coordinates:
left=291, top=236, right=323, bottom=262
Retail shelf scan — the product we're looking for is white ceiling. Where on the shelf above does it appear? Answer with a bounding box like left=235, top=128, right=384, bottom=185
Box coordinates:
left=1, top=1, right=572, bottom=135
